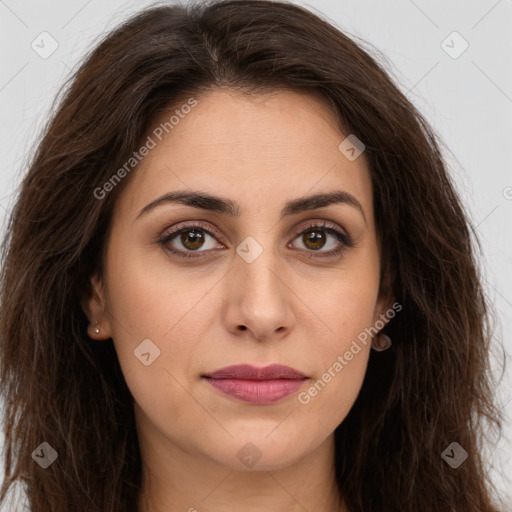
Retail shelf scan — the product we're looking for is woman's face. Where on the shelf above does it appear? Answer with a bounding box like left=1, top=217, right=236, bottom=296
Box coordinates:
left=85, top=89, right=392, bottom=473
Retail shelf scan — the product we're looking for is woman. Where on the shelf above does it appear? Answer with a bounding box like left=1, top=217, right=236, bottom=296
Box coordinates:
left=0, top=1, right=504, bottom=511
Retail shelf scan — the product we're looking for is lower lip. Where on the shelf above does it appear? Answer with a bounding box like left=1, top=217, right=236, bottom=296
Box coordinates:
left=203, top=377, right=307, bottom=404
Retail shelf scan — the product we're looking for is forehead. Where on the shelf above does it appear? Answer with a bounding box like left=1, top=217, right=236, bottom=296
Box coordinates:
left=114, top=88, right=373, bottom=222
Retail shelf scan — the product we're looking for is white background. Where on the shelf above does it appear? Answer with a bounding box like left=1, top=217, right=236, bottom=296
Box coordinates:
left=0, top=0, right=511, bottom=509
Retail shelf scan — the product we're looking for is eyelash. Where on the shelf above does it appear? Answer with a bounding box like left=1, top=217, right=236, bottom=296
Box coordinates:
left=158, top=220, right=354, bottom=260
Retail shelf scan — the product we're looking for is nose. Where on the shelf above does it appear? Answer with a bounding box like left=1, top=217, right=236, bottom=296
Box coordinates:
left=222, top=242, right=295, bottom=342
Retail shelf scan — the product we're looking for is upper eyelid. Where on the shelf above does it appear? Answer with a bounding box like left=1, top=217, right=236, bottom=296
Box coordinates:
left=159, top=220, right=350, bottom=253
left=160, top=219, right=346, bottom=242
left=160, top=221, right=222, bottom=242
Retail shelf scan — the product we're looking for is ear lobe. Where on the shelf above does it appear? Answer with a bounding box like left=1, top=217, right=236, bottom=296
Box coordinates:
left=80, top=273, right=113, bottom=340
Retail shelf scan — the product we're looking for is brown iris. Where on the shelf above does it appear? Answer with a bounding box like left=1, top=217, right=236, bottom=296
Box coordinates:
left=303, top=229, right=326, bottom=250
left=180, top=229, right=205, bottom=250
left=179, top=227, right=328, bottom=252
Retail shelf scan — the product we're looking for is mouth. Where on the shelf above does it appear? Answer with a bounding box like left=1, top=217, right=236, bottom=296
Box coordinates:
left=201, top=363, right=309, bottom=405
left=202, top=363, right=307, bottom=380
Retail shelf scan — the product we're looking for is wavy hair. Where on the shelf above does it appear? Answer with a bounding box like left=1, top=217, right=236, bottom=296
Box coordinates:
left=0, top=1, right=504, bottom=510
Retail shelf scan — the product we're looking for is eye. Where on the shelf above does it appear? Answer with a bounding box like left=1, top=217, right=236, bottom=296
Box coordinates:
left=158, top=220, right=354, bottom=259
left=289, top=220, right=354, bottom=258
left=158, top=221, right=224, bottom=259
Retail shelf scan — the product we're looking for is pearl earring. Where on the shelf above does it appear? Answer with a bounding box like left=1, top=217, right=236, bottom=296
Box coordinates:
left=93, top=321, right=100, bottom=335
left=372, top=333, right=392, bottom=352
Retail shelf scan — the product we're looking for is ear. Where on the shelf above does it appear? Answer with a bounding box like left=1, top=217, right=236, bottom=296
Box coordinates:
left=80, top=273, right=113, bottom=340
left=373, top=293, right=395, bottom=328
left=372, top=268, right=396, bottom=330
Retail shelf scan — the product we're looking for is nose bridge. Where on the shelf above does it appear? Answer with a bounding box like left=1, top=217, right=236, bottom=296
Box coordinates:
left=225, top=232, right=293, bottom=337
left=234, top=232, right=282, bottom=298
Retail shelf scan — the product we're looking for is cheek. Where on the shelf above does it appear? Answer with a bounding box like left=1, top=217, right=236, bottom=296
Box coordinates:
left=102, top=245, right=217, bottom=431
left=102, top=236, right=236, bottom=405
left=292, top=255, right=379, bottom=427
left=296, top=289, right=373, bottom=434
left=104, top=235, right=220, bottom=340
left=296, top=350, right=369, bottom=440
left=298, top=251, right=381, bottom=349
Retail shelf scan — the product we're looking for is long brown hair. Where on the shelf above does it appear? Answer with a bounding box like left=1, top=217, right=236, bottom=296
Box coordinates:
left=0, top=1, right=504, bottom=510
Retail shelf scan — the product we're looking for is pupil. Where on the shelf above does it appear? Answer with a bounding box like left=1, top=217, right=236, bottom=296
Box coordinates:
left=181, top=229, right=204, bottom=250
left=179, top=229, right=327, bottom=252
left=304, top=230, right=325, bottom=250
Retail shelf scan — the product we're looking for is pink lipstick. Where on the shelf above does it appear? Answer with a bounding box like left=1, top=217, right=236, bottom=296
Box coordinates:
left=202, top=364, right=308, bottom=405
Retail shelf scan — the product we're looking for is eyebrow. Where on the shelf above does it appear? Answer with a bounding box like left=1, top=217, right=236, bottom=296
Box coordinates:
left=136, top=189, right=367, bottom=224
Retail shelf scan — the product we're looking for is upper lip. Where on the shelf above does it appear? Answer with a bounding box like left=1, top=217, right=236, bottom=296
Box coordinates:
left=202, top=364, right=307, bottom=380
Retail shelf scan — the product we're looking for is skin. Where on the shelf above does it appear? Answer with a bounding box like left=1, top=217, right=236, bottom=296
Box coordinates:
left=82, top=89, right=393, bottom=512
